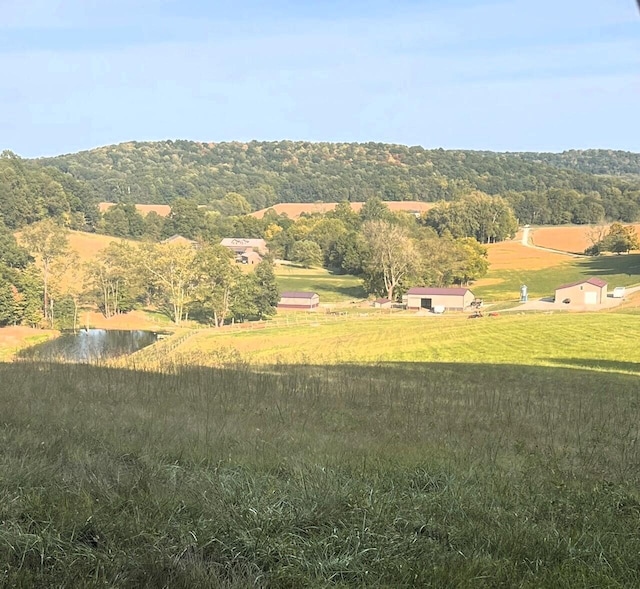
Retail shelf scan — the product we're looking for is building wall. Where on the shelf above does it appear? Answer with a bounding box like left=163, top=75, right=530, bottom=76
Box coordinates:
left=555, top=283, right=607, bottom=304
left=373, top=301, right=392, bottom=308
left=407, top=291, right=474, bottom=310
left=278, top=296, right=320, bottom=309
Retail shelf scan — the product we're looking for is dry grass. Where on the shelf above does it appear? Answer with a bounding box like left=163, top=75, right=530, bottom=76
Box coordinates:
left=251, top=201, right=435, bottom=219
left=532, top=224, right=640, bottom=253
left=66, top=230, right=131, bottom=262
left=485, top=240, right=570, bottom=271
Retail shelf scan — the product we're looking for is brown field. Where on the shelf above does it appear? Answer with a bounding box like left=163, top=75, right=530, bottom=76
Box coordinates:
left=0, top=326, right=57, bottom=361
left=15, top=231, right=137, bottom=292
left=66, top=230, right=130, bottom=262
left=531, top=224, right=640, bottom=253
left=251, top=201, right=435, bottom=219
left=485, top=240, right=570, bottom=271
left=98, top=202, right=172, bottom=217
left=82, top=310, right=172, bottom=331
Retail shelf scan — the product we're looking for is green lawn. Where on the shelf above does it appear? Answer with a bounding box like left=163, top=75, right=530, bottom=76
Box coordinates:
left=275, top=265, right=367, bottom=302
left=475, top=253, right=640, bottom=300
left=171, top=312, right=640, bottom=373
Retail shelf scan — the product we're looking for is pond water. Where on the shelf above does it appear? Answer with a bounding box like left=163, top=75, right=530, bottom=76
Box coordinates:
left=19, top=329, right=159, bottom=362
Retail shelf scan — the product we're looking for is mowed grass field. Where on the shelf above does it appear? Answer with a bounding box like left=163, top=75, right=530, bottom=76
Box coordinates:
left=3, top=310, right=640, bottom=585
left=0, top=327, right=57, bottom=362
left=158, top=311, right=640, bottom=372
left=275, top=265, right=367, bottom=302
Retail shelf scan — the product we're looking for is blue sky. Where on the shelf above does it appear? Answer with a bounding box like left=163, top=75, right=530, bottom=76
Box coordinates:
left=1, top=0, right=638, bottom=157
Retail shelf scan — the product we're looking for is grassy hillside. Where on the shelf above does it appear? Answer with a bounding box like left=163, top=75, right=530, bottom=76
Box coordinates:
left=3, top=327, right=640, bottom=585
left=154, top=312, right=640, bottom=369
left=275, top=265, right=366, bottom=303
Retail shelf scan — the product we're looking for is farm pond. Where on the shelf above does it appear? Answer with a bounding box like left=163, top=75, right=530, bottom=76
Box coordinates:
left=19, top=329, right=160, bottom=362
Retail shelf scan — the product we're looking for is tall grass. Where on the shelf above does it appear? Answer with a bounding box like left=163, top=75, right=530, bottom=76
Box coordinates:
left=2, top=358, right=640, bottom=586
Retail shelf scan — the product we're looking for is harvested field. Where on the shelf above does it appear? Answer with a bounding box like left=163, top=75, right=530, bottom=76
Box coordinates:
left=252, top=201, right=435, bottom=219
left=98, top=202, right=172, bottom=217
left=486, top=240, right=570, bottom=271
left=531, top=224, right=640, bottom=253
left=66, top=230, right=130, bottom=262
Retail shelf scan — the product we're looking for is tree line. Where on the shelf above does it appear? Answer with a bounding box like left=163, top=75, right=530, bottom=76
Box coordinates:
left=264, top=198, right=491, bottom=300
left=0, top=219, right=278, bottom=329
left=3, top=143, right=640, bottom=235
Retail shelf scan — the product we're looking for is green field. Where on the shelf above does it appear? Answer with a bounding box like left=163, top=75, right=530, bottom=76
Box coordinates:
left=275, top=265, right=367, bottom=302
left=274, top=253, right=640, bottom=305
left=475, top=253, right=640, bottom=301
left=168, top=312, right=640, bottom=371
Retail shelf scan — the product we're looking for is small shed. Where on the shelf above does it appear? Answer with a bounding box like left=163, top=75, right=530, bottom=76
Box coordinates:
left=554, top=278, right=608, bottom=305
left=373, top=298, right=392, bottom=309
left=277, top=291, right=320, bottom=310
left=405, top=287, right=475, bottom=311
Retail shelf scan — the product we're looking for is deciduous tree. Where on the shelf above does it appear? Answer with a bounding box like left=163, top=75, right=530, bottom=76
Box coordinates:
left=20, top=219, right=69, bottom=326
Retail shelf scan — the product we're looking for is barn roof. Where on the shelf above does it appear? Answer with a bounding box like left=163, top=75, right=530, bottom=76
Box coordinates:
left=280, top=291, right=318, bottom=299
left=161, top=234, right=197, bottom=245
left=374, top=297, right=391, bottom=304
left=556, top=277, right=608, bottom=291
left=220, top=238, right=266, bottom=248
left=407, top=287, right=471, bottom=296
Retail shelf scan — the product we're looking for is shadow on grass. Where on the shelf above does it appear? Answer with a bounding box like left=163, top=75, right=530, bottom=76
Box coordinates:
left=2, top=359, right=640, bottom=586
left=542, top=357, right=640, bottom=375
left=576, top=253, right=640, bottom=279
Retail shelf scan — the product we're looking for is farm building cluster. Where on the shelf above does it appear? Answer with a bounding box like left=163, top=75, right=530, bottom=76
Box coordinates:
left=219, top=238, right=267, bottom=264
left=274, top=278, right=621, bottom=315
left=155, top=236, right=624, bottom=314
left=159, top=235, right=268, bottom=267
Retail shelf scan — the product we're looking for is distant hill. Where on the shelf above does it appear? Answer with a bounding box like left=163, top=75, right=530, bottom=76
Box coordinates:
left=35, top=141, right=640, bottom=211
left=513, top=150, right=640, bottom=177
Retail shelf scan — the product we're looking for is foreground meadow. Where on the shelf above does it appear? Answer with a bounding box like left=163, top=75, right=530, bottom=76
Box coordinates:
left=2, top=356, right=640, bottom=587
left=2, top=311, right=640, bottom=586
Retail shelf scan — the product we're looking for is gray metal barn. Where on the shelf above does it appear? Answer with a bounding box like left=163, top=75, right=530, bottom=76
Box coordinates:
left=277, top=291, right=320, bottom=310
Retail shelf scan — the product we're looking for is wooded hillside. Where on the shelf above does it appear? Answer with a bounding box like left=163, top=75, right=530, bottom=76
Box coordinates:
left=38, top=141, right=640, bottom=210
left=2, top=142, right=640, bottom=230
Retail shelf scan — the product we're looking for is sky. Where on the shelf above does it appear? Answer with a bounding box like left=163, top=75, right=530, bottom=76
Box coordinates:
left=0, top=0, right=638, bottom=157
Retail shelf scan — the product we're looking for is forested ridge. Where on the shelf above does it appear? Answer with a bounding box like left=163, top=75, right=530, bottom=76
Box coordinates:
left=37, top=141, right=640, bottom=211
left=2, top=142, right=640, bottom=232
